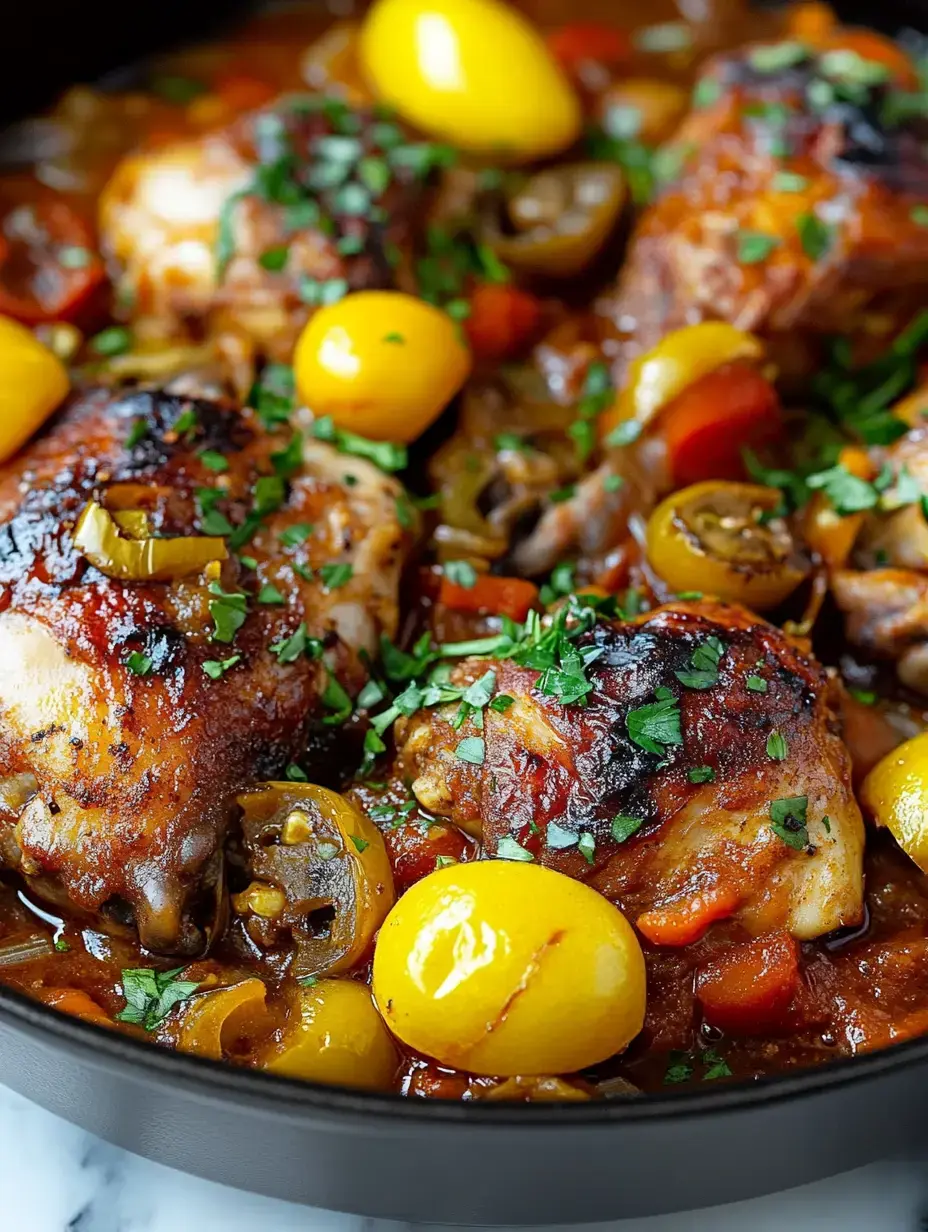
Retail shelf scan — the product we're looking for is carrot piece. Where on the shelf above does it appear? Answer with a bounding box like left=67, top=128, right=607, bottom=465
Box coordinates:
left=636, top=885, right=741, bottom=947
left=785, top=2, right=836, bottom=42
left=464, top=283, right=543, bottom=363
left=661, top=362, right=781, bottom=488
left=42, top=987, right=113, bottom=1028
left=547, top=22, right=631, bottom=71
left=696, top=931, right=801, bottom=1034
left=439, top=574, right=539, bottom=622
left=215, top=74, right=277, bottom=113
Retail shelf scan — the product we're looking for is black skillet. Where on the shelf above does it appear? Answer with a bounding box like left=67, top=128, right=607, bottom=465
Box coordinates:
left=1, top=0, right=927, bottom=1222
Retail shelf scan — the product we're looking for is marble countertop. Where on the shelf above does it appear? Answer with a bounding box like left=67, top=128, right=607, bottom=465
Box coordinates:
left=2, top=1085, right=926, bottom=1232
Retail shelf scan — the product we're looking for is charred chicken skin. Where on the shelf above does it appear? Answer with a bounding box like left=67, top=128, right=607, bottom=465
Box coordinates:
left=398, top=601, right=865, bottom=943
left=0, top=388, right=410, bottom=954
left=599, top=43, right=928, bottom=384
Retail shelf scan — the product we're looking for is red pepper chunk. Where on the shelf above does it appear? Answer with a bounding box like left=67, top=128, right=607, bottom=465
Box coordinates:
left=439, top=574, right=539, bottom=622
left=464, top=283, right=542, bottom=363
left=696, top=931, right=801, bottom=1034
left=546, top=22, right=631, bottom=72
left=661, top=361, right=782, bottom=489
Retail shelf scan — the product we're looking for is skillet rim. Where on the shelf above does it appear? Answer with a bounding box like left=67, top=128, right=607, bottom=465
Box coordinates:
left=4, top=977, right=928, bottom=1124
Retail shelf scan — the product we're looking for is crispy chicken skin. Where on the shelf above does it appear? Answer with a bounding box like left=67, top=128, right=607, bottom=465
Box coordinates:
left=0, top=389, right=411, bottom=954
left=100, top=95, right=424, bottom=359
left=398, top=602, right=864, bottom=941
left=599, top=44, right=928, bottom=383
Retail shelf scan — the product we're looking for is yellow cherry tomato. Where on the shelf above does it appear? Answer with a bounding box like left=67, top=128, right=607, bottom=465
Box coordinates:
left=263, top=978, right=399, bottom=1090
left=294, top=291, right=471, bottom=443
left=372, top=860, right=646, bottom=1076
left=600, top=322, right=764, bottom=441
left=359, top=0, right=581, bottom=162
left=646, top=480, right=809, bottom=610
left=861, top=732, right=928, bottom=873
left=0, top=315, right=70, bottom=464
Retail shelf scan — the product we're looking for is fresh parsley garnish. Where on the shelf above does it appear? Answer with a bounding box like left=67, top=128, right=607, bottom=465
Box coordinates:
left=444, top=560, right=478, bottom=589
left=203, top=655, right=242, bottom=680
left=497, top=835, right=533, bottom=861
left=125, top=651, right=154, bottom=677
left=455, top=736, right=485, bottom=765
left=626, top=687, right=683, bottom=755
left=675, top=636, right=725, bottom=689
left=766, top=731, right=788, bottom=760
left=116, top=967, right=200, bottom=1031
left=769, top=795, right=809, bottom=850
left=208, top=583, right=248, bottom=643
left=612, top=815, right=644, bottom=843
left=688, top=765, right=715, bottom=783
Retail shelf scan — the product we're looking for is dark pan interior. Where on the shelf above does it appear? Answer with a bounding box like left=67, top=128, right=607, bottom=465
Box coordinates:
left=1, top=0, right=928, bottom=1222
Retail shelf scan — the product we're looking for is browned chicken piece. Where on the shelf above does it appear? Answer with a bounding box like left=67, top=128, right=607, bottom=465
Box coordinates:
left=100, top=95, right=430, bottom=361
left=0, top=388, right=411, bottom=954
left=598, top=42, right=928, bottom=385
left=826, top=421, right=928, bottom=694
left=397, top=601, right=864, bottom=941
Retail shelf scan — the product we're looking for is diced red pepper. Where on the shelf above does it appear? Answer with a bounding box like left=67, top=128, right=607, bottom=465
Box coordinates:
left=546, top=22, right=631, bottom=71
left=661, top=361, right=782, bottom=488
left=439, top=574, right=540, bottom=622
left=464, top=283, right=543, bottom=363
left=637, top=885, right=741, bottom=947
left=696, top=930, right=801, bottom=1034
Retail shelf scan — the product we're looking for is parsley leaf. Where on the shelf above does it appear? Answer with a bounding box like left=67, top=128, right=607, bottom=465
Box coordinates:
left=797, top=211, right=836, bottom=261
left=455, top=736, right=485, bottom=765
left=626, top=688, right=683, bottom=755
left=675, top=635, right=725, bottom=689
left=769, top=795, right=809, bottom=849
left=125, top=651, right=154, bottom=677
left=203, top=654, right=242, bottom=679
left=320, top=562, right=354, bottom=590
left=444, top=560, right=478, bottom=588
left=688, top=765, right=715, bottom=783
left=612, top=814, right=644, bottom=843
left=497, top=835, right=533, bottom=862
left=116, top=967, right=200, bottom=1031
left=208, top=583, right=248, bottom=643
left=766, top=731, right=788, bottom=760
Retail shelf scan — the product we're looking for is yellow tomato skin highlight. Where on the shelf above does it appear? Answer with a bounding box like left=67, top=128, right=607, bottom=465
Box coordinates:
left=294, top=291, right=471, bottom=443
left=372, top=860, right=646, bottom=1076
left=263, top=979, right=399, bottom=1090
left=0, top=316, right=70, bottom=464
left=359, top=0, right=581, bottom=161
left=861, top=731, right=928, bottom=873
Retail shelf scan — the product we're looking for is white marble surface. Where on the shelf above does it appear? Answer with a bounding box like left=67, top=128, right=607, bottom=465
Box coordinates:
left=1, top=1085, right=926, bottom=1232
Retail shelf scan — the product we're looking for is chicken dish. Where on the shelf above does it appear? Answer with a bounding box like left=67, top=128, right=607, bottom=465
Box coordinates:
left=1, top=0, right=928, bottom=1101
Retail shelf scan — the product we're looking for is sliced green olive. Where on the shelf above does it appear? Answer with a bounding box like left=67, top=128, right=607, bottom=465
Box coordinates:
left=483, top=164, right=625, bottom=277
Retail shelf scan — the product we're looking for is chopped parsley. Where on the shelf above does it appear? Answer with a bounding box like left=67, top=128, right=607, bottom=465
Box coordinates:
left=547, top=821, right=578, bottom=850
left=489, top=694, right=514, bottom=713
left=796, top=211, right=836, bottom=261
left=116, top=967, right=200, bottom=1031
left=748, top=40, right=808, bottom=73
left=612, top=815, right=644, bottom=843
left=746, top=674, right=768, bottom=693
left=257, top=583, right=286, bottom=605
left=208, top=583, right=248, bottom=643
left=675, top=636, right=724, bottom=690
left=687, top=765, right=715, bottom=784
left=444, top=560, right=478, bottom=589
left=805, top=464, right=879, bottom=514
left=125, top=417, right=148, bottom=449
left=496, top=835, right=533, bottom=862
left=577, top=831, right=596, bottom=865
left=569, top=360, right=615, bottom=463
left=627, top=688, right=682, bottom=756
left=270, top=622, right=323, bottom=663
left=772, top=171, right=809, bottom=193
left=455, top=736, right=485, bottom=765
left=312, top=415, right=407, bottom=472
left=199, top=450, right=229, bottom=473
left=203, top=654, right=242, bottom=679
left=737, top=230, right=781, bottom=264
left=766, top=731, right=788, bottom=761
left=320, top=562, right=353, bottom=590
left=259, top=245, right=289, bottom=272
left=124, top=651, right=153, bottom=677
left=769, top=795, right=809, bottom=850
left=90, top=326, right=133, bottom=357
left=280, top=523, right=314, bottom=547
